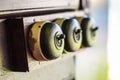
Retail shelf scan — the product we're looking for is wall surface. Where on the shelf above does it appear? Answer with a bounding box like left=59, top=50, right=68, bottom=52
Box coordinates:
left=76, top=0, right=108, bottom=80
left=0, top=55, right=75, bottom=80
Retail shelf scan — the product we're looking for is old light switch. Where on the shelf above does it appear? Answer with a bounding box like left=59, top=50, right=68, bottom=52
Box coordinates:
left=28, top=21, right=65, bottom=61
left=54, top=18, right=82, bottom=52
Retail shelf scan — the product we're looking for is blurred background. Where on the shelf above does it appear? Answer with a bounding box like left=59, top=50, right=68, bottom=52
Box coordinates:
left=76, top=0, right=108, bottom=80
left=108, top=0, right=120, bottom=80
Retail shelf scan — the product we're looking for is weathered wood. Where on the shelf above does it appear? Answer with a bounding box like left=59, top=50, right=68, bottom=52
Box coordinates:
left=0, top=0, right=79, bottom=16
left=0, top=11, right=86, bottom=72
left=23, top=11, right=86, bottom=71
left=0, top=19, right=29, bottom=72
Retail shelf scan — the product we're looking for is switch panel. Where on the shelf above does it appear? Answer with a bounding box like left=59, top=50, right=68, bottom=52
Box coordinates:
left=0, top=0, right=98, bottom=72
left=0, top=11, right=98, bottom=72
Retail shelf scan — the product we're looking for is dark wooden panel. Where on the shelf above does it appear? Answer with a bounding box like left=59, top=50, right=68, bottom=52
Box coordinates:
left=0, top=19, right=29, bottom=72
left=79, top=0, right=90, bottom=10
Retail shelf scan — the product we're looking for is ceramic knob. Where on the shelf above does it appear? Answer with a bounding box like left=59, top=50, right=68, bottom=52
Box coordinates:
left=54, top=18, right=82, bottom=52
left=28, top=22, right=65, bottom=60
left=76, top=17, right=98, bottom=47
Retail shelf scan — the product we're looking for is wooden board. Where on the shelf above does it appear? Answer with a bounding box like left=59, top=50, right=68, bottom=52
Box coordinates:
left=0, top=0, right=80, bottom=16
left=0, top=11, right=86, bottom=72
left=23, top=11, right=86, bottom=71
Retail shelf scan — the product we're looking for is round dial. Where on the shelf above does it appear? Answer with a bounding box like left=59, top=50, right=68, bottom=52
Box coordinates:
left=28, top=22, right=65, bottom=60
left=54, top=18, right=82, bottom=52
left=81, top=17, right=98, bottom=47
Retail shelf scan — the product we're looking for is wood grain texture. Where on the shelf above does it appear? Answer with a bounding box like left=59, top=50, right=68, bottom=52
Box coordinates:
left=0, top=0, right=79, bottom=15
left=0, top=19, right=28, bottom=72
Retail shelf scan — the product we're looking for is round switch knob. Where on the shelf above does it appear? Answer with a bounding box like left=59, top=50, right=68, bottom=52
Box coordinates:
left=28, top=22, right=64, bottom=61
left=54, top=18, right=82, bottom=52
left=76, top=17, right=98, bottom=47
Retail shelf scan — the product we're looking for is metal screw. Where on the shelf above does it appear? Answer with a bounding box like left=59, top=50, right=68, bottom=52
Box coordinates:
left=57, top=34, right=65, bottom=40
left=91, top=26, right=98, bottom=32
left=75, top=29, right=82, bottom=34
